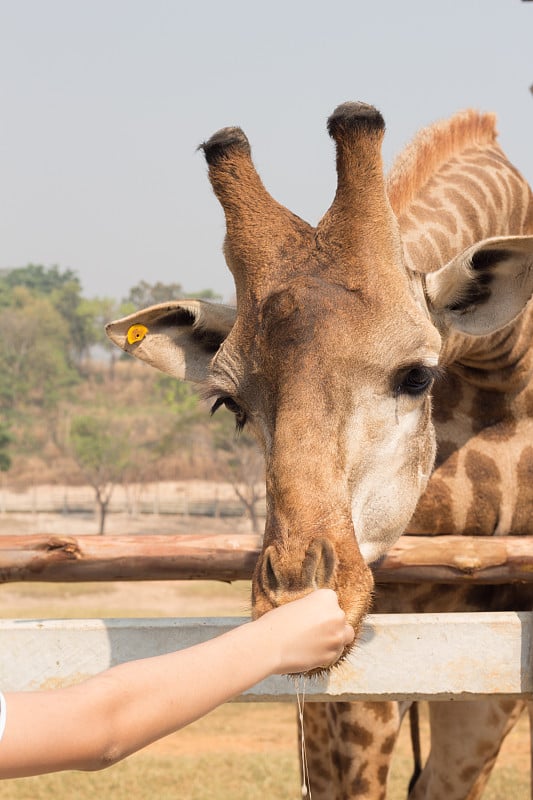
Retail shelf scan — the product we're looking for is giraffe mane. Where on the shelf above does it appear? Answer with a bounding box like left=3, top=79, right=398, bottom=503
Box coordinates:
left=386, top=110, right=499, bottom=215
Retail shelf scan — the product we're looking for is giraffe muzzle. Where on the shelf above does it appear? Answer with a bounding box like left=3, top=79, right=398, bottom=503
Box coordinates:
left=260, top=538, right=337, bottom=605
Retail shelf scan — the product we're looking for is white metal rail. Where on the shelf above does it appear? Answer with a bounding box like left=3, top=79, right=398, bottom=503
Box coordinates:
left=2, top=611, right=532, bottom=701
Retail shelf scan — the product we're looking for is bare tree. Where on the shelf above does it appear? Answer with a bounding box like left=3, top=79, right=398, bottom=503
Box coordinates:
left=69, top=415, right=131, bottom=534
left=211, top=413, right=266, bottom=533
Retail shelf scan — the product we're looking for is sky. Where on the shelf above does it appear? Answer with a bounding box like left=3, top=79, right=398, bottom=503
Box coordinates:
left=0, top=0, right=532, bottom=304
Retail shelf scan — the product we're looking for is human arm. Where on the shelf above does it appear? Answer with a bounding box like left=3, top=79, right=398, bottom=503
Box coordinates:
left=0, top=588, right=353, bottom=778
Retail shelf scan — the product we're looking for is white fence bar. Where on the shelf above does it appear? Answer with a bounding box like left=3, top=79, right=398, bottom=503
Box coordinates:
left=2, top=612, right=532, bottom=701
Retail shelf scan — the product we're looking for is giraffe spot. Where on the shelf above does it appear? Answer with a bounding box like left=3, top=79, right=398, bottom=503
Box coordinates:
left=309, top=761, right=331, bottom=781
left=377, top=765, right=389, bottom=786
left=510, top=446, right=533, bottom=534
left=349, top=765, right=370, bottom=795
left=471, top=389, right=516, bottom=441
left=412, top=590, right=438, bottom=613
left=434, top=440, right=459, bottom=475
left=408, top=202, right=434, bottom=221
left=476, top=739, right=497, bottom=757
left=498, top=698, right=518, bottom=714
left=456, top=171, right=499, bottom=231
left=320, top=730, right=330, bottom=745
left=428, top=227, right=451, bottom=257
left=380, top=733, right=396, bottom=755
left=340, top=720, right=374, bottom=748
left=432, top=208, right=458, bottom=235
left=444, top=187, right=483, bottom=241
left=472, top=153, right=508, bottom=175
left=331, top=749, right=352, bottom=777
left=432, top=372, right=463, bottom=423
left=460, top=765, right=480, bottom=784
left=409, top=477, right=457, bottom=534
left=524, top=391, right=533, bottom=418
left=467, top=164, right=505, bottom=211
left=363, top=701, right=395, bottom=724
left=464, top=450, right=502, bottom=535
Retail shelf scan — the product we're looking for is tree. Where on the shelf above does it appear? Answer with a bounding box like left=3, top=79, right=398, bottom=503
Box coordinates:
left=50, top=280, right=96, bottom=368
left=125, top=280, right=185, bottom=309
left=125, top=280, right=222, bottom=309
left=0, top=423, right=11, bottom=472
left=0, top=288, right=78, bottom=411
left=151, top=376, right=214, bottom=477
left=69, top=415, right=131, bottom=534
left=80, top=297, right=135, bottom=376
left=211, top=411, right=266, bottom=533
left=0, top=264, right=97, bottom=370
left=0, top=263, right=79, bottom=297
left=187, top=288, right=223, bottom=301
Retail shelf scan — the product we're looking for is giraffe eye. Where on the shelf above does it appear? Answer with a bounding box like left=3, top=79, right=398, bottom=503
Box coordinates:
left=210, top=396, right=247, bottom=431
left=394, top=365, right=436, bottom=397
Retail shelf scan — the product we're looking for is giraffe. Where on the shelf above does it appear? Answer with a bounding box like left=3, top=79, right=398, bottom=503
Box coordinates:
left=300, top=109, right=533, bottom=800
left=106, top=102, right=533, bottom=799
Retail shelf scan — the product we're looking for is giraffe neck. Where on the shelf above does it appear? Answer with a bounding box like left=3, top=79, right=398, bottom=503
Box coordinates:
left=444, top=313, right=533, bottom=394
left=387, top=111, right=533, bottom=384
left=387, top=113, right=533, bottom=540
left=387, top=110, right=533, bottom=272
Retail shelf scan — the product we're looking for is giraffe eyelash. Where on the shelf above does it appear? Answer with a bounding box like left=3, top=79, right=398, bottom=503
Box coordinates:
left=209, top=395, right=247, bottom=432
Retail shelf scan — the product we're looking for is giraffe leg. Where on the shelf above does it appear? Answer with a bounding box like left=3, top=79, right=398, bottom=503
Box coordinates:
left=409, top=698, right=525, bottom=800
left=302, top=701, right=403, bottom=799
left=300, top=702, right=336, bottom=798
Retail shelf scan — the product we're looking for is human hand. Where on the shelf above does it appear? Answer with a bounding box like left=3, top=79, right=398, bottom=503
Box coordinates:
left=255, top=589, right=355, bottom=674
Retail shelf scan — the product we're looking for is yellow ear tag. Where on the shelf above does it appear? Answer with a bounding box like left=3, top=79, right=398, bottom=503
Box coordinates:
left=127, top=324, right=148, bottom=344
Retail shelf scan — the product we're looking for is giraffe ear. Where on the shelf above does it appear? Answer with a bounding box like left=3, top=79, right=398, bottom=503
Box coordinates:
left=105, top=299, right=236, bottom=383
left=425, top=235, right=533, bottom=336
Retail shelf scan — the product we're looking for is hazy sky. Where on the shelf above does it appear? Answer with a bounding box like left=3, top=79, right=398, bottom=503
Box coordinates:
left=1, top=0, right=532, bottom=303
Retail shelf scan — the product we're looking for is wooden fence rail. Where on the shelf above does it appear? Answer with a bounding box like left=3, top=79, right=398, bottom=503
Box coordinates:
left=2, top=612, right=532, bottom=700
left=2, top=534, right=533, bottom=584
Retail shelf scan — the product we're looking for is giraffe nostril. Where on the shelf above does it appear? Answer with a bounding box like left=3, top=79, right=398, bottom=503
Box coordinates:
left=261, top=545, right=281, bottom=597
left=302, top=538, right=337, bottom=589
left=259, top=539, right=338, bottom=603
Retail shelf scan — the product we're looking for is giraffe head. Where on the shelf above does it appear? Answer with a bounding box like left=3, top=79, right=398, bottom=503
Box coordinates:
left=107, top=103, right=533, bottom=659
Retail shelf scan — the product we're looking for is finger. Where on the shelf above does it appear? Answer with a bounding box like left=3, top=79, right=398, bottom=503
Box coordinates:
left=343, top=623, right=355, bottom=645
left=323, top=646, right=346, bottom=670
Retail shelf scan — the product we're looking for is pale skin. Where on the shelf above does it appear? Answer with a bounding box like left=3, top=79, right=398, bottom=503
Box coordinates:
left=0, top=589, right=353, bottom=779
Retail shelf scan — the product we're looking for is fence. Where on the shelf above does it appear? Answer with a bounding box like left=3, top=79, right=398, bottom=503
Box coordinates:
left=1, top=533, right=533, bottom=701
left=3, top=612, right=530, bottom=700
left=0, top=481, right=265, bottom=518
